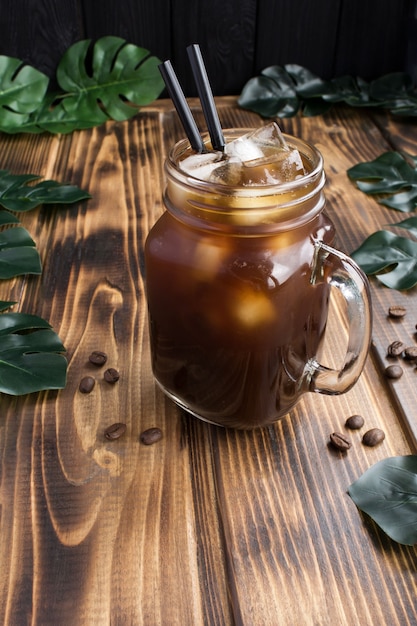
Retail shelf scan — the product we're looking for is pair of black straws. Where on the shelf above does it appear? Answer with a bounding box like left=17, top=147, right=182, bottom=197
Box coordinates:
left=158, top=44, right=225, bottom=153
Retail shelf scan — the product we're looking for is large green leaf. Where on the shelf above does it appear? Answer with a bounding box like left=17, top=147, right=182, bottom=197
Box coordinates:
left=0, top=56, right=49, bottom=128
left=0, top=170, right=91, bottom=211
left=349, top=456, right=417, bottom=545
left=0, top=313, right=67, bottom=394
left=351, top=228, right=417, bottom=289
left=54, top=36, right=164, bottom=124
left=238, top=66, right=417, bottom=118
left=0, top=226, right=41, bottom=277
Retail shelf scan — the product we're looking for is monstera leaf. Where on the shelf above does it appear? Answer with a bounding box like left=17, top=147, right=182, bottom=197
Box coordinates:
left=239, top=66, right=417, bottom=118
left=0, top=56, right=49, bottom=128
left=348, top=151, right=417, bottom=212
left=0, top=226, right=41, bottom=278
left=54, top=36, right=163, bottom=124
left=351, top=217, right=417, bottom=289
left=0, top=37, right=164, bottom=134
left=0, top=311, right=67, bottom=395
left=0, top=172, right=90, bottom=278
left=0, top=170, right=91, bottom=211
left=349, top=456, right=417, bottom=545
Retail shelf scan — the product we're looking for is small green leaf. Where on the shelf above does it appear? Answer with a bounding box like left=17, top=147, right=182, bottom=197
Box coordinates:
left=0, top=227, right=42, bottom=278
left=348, top=152, right=417, bottom=212
left=238, top=66, right=299, bottom=118
left=351, top=229, right=417, bottom=290
left=284, top=64, right=331, bottom=98
left=0, top=312, right=67, bottom=395
left=0, top=170, right=90, bottom=212
left=349, top=456, right=417, bottom=545
left=0, top=300, right=16, bottom=312
left=348, top=152, right=417, bottom=193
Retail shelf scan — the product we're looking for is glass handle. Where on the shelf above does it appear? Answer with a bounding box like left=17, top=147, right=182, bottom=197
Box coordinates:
left=305, top=242, right=372, bottom=395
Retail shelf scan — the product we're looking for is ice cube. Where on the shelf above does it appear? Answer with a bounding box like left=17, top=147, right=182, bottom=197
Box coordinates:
left=179, top=151, right=224, bottom=181
left=225, top=122, right=288, bottom=162
left=209, top=159, right=242, bottom=185
left=232, top=287, right=276, bottom=327
left=225, top=122, right=306, bottom=185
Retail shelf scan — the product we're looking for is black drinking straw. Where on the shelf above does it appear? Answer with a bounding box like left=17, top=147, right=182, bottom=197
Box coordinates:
left=158, top=60, right=206, bottom=153
left=186, top=44, right=225, bottom=152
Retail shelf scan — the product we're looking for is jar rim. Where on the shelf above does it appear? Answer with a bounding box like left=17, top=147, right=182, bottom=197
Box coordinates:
left=167, top=128, right=323, bottom=197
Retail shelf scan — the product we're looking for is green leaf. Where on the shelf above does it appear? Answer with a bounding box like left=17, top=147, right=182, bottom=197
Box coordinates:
left=348, top=456, right=417, bottom=545
left=0, top=312, right=67, bottom=395
left=0, top=209, right=19, bottom=225
left=284, top=64, right=331, bottom=98
left=0, top=301, right=16, bottom=312
left=238, top=65, right=417, bottom=118
left=55, top=36, right=164, bottom=124
left=393, top=216, right=417, bottom=238
left=0, top=226, right=42, bottom=277
left=238, top=66, right=299, bottom=118
left=0, top=170, right=90, bottom=211
left=348, top=152, right=417, bottom=212
left=0, top=56, right=49, bottom=129
left=351, top=229, right=417, bottom=290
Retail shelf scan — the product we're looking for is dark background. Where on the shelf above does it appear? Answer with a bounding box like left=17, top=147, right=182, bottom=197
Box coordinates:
left=0, top=0, right=415, bottom=96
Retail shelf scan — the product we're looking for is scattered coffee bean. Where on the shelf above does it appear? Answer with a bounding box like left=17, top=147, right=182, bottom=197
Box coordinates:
left=329, top=432, right=352, bottom=452
left=89, top=350, right=108, bottom=366
left=79, top=376, right=95, bottom=393
left=384, top=364, right=403, bottom=379
left=403, top=346, right=417, bottom=361
left=345, top=414, right=364, bottom=430
left=362, top=428, right=385, bottom=447
left=104, top=368, right=120, bottom=383
left=140, top=427, right=163, bottom=445
left=104, top=422, right=126, bottom=440
left=387, top=340, right=404, bottom=357
left=388, top=305, right=407, bottom=318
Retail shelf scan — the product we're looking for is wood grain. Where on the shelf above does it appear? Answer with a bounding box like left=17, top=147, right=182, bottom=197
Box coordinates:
left=0, top=99, right=417, bottom=625
left=0, top=1, right=412, bottom=94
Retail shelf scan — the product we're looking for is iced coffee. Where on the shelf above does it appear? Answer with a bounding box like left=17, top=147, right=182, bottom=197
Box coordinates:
left=145, top=124, right=371, bottom=429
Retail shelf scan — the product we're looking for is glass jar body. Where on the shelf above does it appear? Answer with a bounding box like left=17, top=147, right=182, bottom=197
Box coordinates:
left=145, top=131, right=371, bottom=429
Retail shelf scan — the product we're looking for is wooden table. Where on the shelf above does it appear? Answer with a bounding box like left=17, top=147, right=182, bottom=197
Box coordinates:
left=1, top=97, right=417, bottom=625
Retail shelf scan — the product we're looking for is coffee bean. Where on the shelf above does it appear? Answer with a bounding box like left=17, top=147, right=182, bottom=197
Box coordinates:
left=388, top=305, right=407, bottom=318
left=329, top=432, right=352, bottom=452
left=387, top=340, right=404, bottom=357
left=345, top=414, right=364, bottom=430
left=104, top=368, right=120, bottom=383
left=403, top=346, right=417, bottom=361
left=384, top=364, right=403, bottom=379
left=79, top=376, right=95, bottom=393
left=140, top=427, right=163, bottom=445
left=104, top=422, right=126, bottom=440
left=89, top=350, right=108, bottom=366
left=362, top=428, right=385, bottom=447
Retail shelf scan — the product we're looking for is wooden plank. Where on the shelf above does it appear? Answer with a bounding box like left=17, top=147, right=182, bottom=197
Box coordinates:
left=0, top=99, right=417, bottom=625
left=169, top=0, right=258, bottom=96
left=254, top=0, right=343, bottom=79
left=80, top=0, right=172, bottom=66
left=0, top=0, right=82, bottom=80
left=334, top=0, right=413, bottom=78
left=192, top=100, right=417, bottom=625
left=0, top=116, right=230, bottom=624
